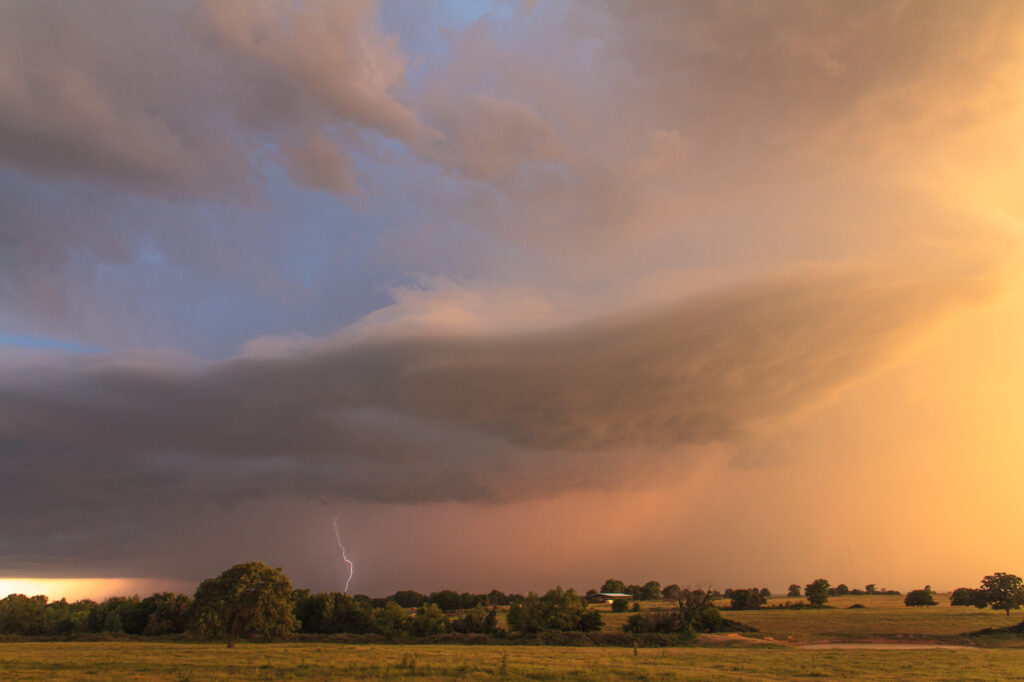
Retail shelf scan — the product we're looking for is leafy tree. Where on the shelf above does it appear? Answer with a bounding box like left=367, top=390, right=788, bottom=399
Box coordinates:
left=610, top=598, right=630, bottom=613
left=388, top=590, right=427, bottom=608
left=506, top=587, right=596, bottom=633
left=662, top=584, right=682, bottom=601
left=904, top=588, right=937, bottom=607
left=331, top=593, right=375, bottom=633
left=674, top=589, right=722, bottom=635
left=950, top=587, right=988, bottom=608
left=451, top=604, right=497, bottom=634
left=578, top=609, right=603, bottom=632
left=834, top=584, right=849, bottom=596
left=140, top=593, right=191, bottom=635
left=601, top=578, right=626, bottom=594
left=42, top=599, right=75, bottom=635
left=805, top=579, right=831, bottom=607
left=87, top=595, right=141, bottom=633
left=0, top=594, right=47, bottom=635
left=865, top=584, right=876, bottom=594
left=640, top=580, right=662, bottom=601
left=191, top=562, right=298, bottom=647
left=428, top=590, right=462, bottom=612
left=759, top=588, right=771, bottom=599
left=372, top=600, right=410, bottom=637
left=787, top=584, right=802, bottom=597
left=44, top=599, right=93, bottom=635
left=411, top=603, right=448, bottom=636
left=981, top=572, right=1024, bottom=615
left=293, top=591, right=335, bottom=633
left=486, top=589, right=509, bottom=606
left=623, top=613, right=649, bottom=633
left=729, top=589, right=765, bottom=610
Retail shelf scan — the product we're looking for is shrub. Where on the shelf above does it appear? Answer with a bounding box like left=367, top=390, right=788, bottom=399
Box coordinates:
left=950, top=587, right=988, bottom=608
left=904, top=589, right=937, bottom=607
left=506, top=587, right=598, bottom=633
left=729, top=589, right=765, bottom=610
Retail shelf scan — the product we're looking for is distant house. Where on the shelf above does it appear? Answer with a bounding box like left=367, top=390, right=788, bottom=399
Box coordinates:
left=586, top=592, right=632, bottom=604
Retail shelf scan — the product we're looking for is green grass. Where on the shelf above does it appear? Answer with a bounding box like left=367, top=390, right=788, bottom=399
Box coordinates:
left=2, top=641, right=1024, bottom=680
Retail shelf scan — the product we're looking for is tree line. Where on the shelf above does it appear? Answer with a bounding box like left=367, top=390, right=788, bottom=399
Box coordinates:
left=3, top=563, right=1021, bottom=646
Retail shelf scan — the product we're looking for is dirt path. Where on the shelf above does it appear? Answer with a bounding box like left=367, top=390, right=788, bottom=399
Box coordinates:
left=797, top=642, right=973, bottom=650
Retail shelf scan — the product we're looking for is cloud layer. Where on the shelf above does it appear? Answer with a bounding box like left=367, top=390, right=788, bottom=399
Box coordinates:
left=2, top=1, right=1024, bottom=586
left=0, top=255, right=1007, bottom=573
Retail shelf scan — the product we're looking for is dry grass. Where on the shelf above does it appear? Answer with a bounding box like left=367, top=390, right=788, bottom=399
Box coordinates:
left=2, top=641, right=1024, bottom=680
left=602, top=593, right=1016, bottom=642
left=2, top=595, right=1023, bottom=679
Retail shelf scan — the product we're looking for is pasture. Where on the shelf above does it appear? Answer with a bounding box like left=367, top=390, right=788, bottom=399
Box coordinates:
left=3, top=641, right=1024, bottom=680
left=2, top=594, right=1023, bottom=680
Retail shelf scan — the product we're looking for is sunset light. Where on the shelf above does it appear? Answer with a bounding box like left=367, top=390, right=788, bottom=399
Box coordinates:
left=2, top=1, right=1024, bottom=676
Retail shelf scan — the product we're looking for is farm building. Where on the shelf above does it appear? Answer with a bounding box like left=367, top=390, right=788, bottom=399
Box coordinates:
left=586, top=592, right=632, bottom=604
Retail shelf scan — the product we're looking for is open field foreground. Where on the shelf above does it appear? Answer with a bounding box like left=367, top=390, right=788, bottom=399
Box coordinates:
left=3, top=641, right=1024, bottom=681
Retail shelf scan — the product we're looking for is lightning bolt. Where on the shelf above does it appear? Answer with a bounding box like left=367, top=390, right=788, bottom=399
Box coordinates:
left=332, top=516, right=354, bottom=593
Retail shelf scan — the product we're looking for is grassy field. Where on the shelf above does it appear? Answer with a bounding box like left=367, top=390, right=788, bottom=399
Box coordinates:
left=2, top=641, right=1024, bottom=680
left=598, top=594, right=1016, bottom=643
left=3, top=595, right=1023, bottom=679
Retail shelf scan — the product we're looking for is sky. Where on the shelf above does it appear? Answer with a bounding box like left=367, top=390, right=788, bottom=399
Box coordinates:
left=2, top=0, right=1024, bottom=601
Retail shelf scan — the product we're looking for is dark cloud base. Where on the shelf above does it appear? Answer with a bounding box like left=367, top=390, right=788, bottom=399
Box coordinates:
left=0, top=263, right=998, bottom=574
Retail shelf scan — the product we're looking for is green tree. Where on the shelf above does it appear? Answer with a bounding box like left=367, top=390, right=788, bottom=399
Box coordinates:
left=428, top=590, right=461, bottom=612
left=372, top=600, right=409, bottom=636
left=451, top=604, right=497, bottom=634
left=981, top=572, right=1024, bottom=616
left=904, top=587, right=937, bottom=607
left=865, top=584, right=876, bottom=594
left=388, top=590, right=426, bottom=608
left=610, top=598, right=630, bottom=612
left=950, top=587, right=988, bottom=608
left=0, top=594, right=47, bottom=635
left=805, top=579, right=831, bottom=607
left=834, top=584, right=849, bottom=596
left=601, top=578, right=626, bottom=594
left=787, top=584, right=801, bottom=597
left=676, top=589, right=722, bottom=635
left=191, top=562, right=298, bottom=647
left=729, top=588, right=765, bottom=610
left=662, top=584, right=682, bottom=601
left=506, top=588, right=594, bottom=633
left=640, top=580, right=662, bottom=601
left=331, top=593, right=375, bottom=633
left=411, top=603, right=448, bottom=635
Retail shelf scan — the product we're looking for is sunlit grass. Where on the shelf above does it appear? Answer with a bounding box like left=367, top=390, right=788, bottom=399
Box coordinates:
left=600, top=593, right=1016, bottom=642
left=3, top=595, right=1023, bottom=679
left=2, top=641, right=1024, bottom=680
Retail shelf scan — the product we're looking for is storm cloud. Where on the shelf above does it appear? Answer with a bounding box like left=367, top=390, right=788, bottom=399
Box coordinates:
left=0, top=254, right=1004, bottom=573
left=3, top=1, right=1024, bottom=589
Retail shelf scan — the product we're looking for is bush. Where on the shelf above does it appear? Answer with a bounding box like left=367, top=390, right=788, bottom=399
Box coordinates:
left=904, top=589, right=937, bottom=607
left=729, top=589, right=765, bottom=610
left=950, top=587, right=988, bottom=608
left=507, top=588, right=599, bottom=633
left=611, top=599, right=630, bottom=613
